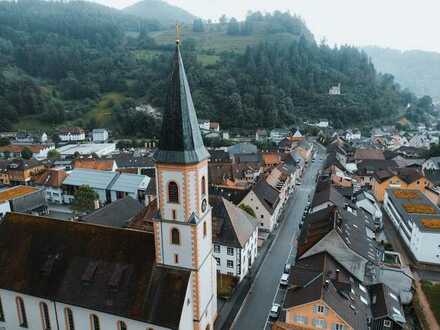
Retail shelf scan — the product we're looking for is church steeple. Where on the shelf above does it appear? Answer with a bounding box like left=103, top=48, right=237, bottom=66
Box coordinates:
left=153, top=42, right=209, bottom=164
left=152, top=32, right=217, bottom=330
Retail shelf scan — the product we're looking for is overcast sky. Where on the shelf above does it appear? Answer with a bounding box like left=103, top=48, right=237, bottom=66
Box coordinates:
left=97, top=0, right=440, bottom=52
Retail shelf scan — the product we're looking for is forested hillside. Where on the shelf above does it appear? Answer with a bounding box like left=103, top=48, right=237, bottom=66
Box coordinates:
left=0, top=0, right=433, bottom=137
left=123, top=0, right=196, bottom=25
left=363, top=46, right=440, bottom=102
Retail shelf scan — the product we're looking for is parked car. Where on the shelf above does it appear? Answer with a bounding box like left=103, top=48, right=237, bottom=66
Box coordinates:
left=269, top=303, right=281, bottom=319
left=280, top=273, right=289, bottom=286
left=284, top=263, right=291, bottom=274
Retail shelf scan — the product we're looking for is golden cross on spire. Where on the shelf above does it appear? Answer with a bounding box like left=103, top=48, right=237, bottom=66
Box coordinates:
left=176, top=23, right=181, bottom=45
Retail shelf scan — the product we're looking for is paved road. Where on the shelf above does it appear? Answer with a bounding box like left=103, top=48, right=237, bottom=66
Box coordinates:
left=232, top=146, right=324, bottom=330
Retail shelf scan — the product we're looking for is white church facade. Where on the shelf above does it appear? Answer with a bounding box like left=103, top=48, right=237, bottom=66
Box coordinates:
left=0, top=39, right=216, bottom=330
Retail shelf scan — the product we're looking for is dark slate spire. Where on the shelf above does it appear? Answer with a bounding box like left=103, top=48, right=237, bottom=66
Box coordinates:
left=154, top=42, right=209, bottom=164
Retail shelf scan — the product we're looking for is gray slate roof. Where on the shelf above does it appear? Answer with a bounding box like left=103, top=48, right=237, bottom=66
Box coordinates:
left=154, top=45, right=209, bottom=164
left=252, top=178, right=280, bottom=214
left=82, top=196, right=145, bottom=228
left=227, top=143, right=258, bottom=156
left=211, top=197, right=257, bottom=248
left=285, top=252, right=371, bottom=330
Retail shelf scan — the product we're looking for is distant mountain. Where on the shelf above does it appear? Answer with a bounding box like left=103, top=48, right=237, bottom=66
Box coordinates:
left=123, top=0, right=196, bottom=25
left=363, top=46, right=440, bottom=102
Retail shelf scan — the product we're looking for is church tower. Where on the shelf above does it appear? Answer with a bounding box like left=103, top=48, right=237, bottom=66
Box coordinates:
left=153, top=38, right=217, bottom=330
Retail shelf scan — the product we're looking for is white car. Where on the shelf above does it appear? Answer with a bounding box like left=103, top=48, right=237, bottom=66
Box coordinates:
left=280, top=273, right=289, bottom=286
left=269, top=303, right=281, bottom=319
left=284, top=263, right=291, bottom=274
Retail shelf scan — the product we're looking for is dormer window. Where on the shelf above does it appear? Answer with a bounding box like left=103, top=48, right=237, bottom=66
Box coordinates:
left=168, top=182, right=179, bottom=203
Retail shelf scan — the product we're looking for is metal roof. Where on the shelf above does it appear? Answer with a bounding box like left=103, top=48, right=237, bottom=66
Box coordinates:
left=62, top=169, right=118, bottom=190
left=154, top=45, right=209, bottom=164
left=110, top=173, right=150, bottom=193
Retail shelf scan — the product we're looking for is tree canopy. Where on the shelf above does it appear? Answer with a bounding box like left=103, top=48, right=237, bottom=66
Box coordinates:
left=71, top=185, right=99, bottom=213
left=0, top=2, right=433, bottom=137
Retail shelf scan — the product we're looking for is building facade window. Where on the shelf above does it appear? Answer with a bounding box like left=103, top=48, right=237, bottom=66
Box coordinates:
left=227, top=247, right=234, bottom=256
left=316, top=305, right=325, bottom=313
left=64, top=308, right=75, bottom=330
left=201, top=176, right=206, bottom=195
left=39, top=302, right=51, bottom=330
left=214, top=244, right=220, bottom=253
left=90, top=314, right=100, bottom=330
left=117, top=321, right=127, bottom=330
left=215, top=257, right=220, bottom=266
left=172, top=209, right=176, bottom=220
left=293, top=315, right=307, bottom=325
left=313, top=319, right=326, bottom=328
left=168, top=182, right=179, bottom=203
left=203, top=222, right=207, bottom=237
left=171, top=228, right=180, bottom=245
left=227, top=260, right=233, bottom=268
left=334, top=323, right=345, bottom=330
left=384, top=320, right=392, bottom=328
left=16, top=297, right=28, bottom=328
left=174, top=254, right=179, bottom=264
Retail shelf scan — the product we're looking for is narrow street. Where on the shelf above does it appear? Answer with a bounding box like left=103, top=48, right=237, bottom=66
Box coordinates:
left=231, top=145, right=324, bottom=330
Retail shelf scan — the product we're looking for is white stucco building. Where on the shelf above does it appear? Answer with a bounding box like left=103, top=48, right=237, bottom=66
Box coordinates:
left=240, top=179, right=282, bottom=232
left=0, top=42, right=217, bottom=330
left=384, top=189, right=440, bottom=265
left=34, top=168, right=68, bottom=204
left=212, top=198, right=258, bottom=282
left=92, top=128, right=109, bottom=143
left=58, top=127, right=86, bottom=142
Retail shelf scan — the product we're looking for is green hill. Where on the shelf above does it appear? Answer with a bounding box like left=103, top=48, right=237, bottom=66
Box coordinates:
left=123, top=0, right=196, bottom=26
left=0, top=1, right=433, bottom=137
left=364, top=46, right=440, bottom=102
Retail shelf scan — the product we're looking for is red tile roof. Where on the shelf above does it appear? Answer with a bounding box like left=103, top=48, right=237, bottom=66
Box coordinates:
left=34, top=168, right=68, bottom=188
left=73, top=159, right=115, bottom=171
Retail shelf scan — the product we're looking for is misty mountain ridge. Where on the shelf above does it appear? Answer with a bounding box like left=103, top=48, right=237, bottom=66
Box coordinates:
left=0, top=0, right=433, bottom=136
left=364, top=46, right=440, bottom=102
left=122, top=0, right=197, bottom=25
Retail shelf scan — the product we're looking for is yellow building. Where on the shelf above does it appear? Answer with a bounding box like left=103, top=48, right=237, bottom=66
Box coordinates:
left=278, top=252, right=406, bottom=330
left=372, top=168, right=426, bottom=202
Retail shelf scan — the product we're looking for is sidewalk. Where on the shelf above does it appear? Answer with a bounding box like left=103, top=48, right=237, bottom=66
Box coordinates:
left=214, top=192, right=296, bottom=330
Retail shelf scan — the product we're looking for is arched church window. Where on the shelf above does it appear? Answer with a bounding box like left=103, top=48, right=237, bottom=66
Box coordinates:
left=16, top=296, right=27, bottom=327
left=168, top=182, right=179, bottom=203
left=171, top=228, right=180, bottom=245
